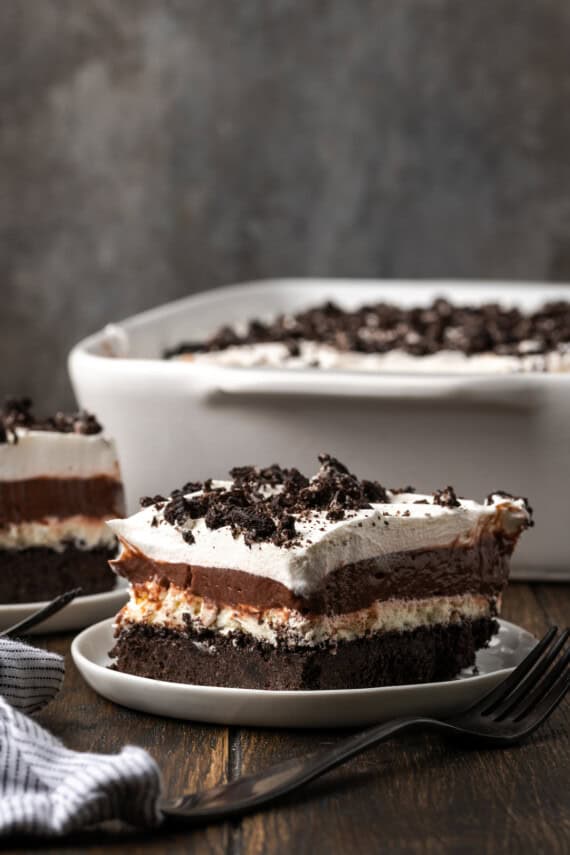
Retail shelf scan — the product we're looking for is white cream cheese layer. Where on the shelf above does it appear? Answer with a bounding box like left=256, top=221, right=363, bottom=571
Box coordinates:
left=0, top=429, right=122, bottom=481
left=118, top=581, right=495, bottom=647
left=0, top=517, right=117, bottom=551
left=179, top=341, right=570, bottom=374
left=107, top=489, right=530, bottom=597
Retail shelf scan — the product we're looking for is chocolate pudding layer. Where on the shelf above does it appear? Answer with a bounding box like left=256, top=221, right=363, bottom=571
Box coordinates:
left=0, top=477, right=124, bottom=524
left=112, top=535, right=511, bottom=615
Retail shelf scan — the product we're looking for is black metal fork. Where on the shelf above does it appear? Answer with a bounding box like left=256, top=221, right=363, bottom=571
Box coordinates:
left=160, top=627, right=569, bottom=823
left=0, top=588, right=82, bottom=638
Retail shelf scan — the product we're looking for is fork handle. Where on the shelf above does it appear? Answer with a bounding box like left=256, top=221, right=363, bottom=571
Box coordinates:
left=161, top=715, right=449, bottom=822
left=0, top=588, right=83, bottom=638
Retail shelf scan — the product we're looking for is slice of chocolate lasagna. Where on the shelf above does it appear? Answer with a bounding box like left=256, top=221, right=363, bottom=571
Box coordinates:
left=0, top=398, right=125, bottom=603
left=108, top=455, right=532, bottom=690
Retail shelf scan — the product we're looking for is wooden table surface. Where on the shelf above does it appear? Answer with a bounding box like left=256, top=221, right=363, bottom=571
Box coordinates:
left=6, top=582, right=570, bottom=855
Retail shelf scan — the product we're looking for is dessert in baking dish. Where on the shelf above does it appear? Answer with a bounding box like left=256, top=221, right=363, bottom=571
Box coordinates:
left=166, top=298, right=570, bottom=373
left=108, top=455, right=532, bottom=690
left=0, top=398, right=125, bottom=603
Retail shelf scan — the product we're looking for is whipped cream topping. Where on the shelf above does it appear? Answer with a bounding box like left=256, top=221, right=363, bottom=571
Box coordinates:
left=118, top=580, right=496, bottom=647
left=0, top=429, right=122, bottom=481
left=108, top=488, right=531, bottom=597
left=181, top=341, right=570, bottom=374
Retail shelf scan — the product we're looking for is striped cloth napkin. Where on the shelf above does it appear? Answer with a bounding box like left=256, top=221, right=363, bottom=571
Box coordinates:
left=0, top=638, right=162, bottom=836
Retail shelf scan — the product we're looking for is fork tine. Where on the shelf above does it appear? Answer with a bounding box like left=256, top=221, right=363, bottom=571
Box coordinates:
left=474, top=626, right=558, bottom=716
left=509, top=648, right=570, bottom=723
left=514, top=669, right=570, bottom=737
left=490, top=629, right=569, bottom=720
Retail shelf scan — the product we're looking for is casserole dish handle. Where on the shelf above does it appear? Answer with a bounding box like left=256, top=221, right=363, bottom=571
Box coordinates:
left=195, top=369, right=541, bottom=408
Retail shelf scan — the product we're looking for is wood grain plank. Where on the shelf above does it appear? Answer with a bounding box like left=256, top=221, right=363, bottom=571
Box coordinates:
left=500, top=581, right=549, bottom=636
left=533, top=583, right=570, bottom=628
left=3, top=584, right=569, bottom=854
left=237, top=584, right=570, bottom=855
left=15, top=632, right=232, bottom=855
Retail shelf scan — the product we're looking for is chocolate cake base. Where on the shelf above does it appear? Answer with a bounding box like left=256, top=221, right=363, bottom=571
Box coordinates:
left=110, top=617, right=497, bottom=690
left=0, top=545, right=117, bottom=603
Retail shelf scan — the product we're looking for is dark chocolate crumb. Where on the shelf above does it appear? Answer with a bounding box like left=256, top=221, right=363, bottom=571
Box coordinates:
left=274, top=514, right=297, bottom=545
left=160, top=454, right=390, bottom=547
left=140, top=495, right=166, bottom=508
left=163, top=490, right=190, bottom=526
left=432, top=486, right=461, bottom=509
left=164, top=299, right=570, bottom=362
left=182, top=530, right=196, bottom=545
left=0, top=397, right=103, bottom=442
left=158, top=455, right=532, bottom=548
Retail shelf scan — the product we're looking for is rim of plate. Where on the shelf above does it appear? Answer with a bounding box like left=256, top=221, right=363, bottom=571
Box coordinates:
left=0, top=577, right=128, bottom=613
left=71, top=617, right=536, bottom=699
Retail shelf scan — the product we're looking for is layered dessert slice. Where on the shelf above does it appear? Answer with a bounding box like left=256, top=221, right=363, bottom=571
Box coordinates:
left=108, top=455, right=532, bottom=690
left=166, top=298, right=570, bottom=373
left=0, top=398, right=125, bottom=603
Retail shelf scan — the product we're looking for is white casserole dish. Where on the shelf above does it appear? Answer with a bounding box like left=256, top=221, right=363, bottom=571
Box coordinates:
left=68, top=279, right=570, bottom=580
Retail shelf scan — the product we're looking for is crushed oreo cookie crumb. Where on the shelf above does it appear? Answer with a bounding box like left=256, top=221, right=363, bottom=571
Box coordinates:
left=432, top=486, right=461, bottom=509
left=140, top=495, right=166, bottom=508
left=159, top=454, right=388, bottom=547
left=0, top=397, right=103, bottom=442
left=155, top=456, right=533, bottom=547
left=165, top=298, right=570, bottom=361
left=163, top=490, right=190, bottom=526
left=181, top=481, right=203, bottom=495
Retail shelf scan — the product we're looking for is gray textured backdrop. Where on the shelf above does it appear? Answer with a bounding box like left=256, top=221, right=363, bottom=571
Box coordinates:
left=1, top=0, right=570, bottom=411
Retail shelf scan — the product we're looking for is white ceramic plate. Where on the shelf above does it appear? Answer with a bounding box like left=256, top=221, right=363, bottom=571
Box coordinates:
left=72, top=619, right=536, bottom=728
left=0, top=579, right=128, bottom=635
